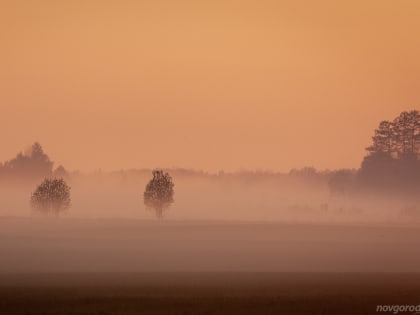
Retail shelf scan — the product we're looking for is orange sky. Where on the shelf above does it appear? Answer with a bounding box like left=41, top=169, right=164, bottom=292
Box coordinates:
left=1, top=0, right=419, bottom=172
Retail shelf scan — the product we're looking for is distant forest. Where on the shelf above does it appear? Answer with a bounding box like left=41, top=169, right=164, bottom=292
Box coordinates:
left=0, top=110, right=419, bottom=197
left=0, top=142, right=68, bottom=184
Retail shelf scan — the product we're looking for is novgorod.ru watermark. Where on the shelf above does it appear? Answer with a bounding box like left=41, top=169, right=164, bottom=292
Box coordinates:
left=377, top=305, right=420, bottom=314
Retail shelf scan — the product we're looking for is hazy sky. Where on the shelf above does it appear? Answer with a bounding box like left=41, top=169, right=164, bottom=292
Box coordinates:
left=1, top=0, right=419, bottom=172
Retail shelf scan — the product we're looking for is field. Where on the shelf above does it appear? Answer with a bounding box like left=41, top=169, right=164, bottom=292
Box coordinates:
left=0, top=218, right=420, bottom=314
left=1, top=273, right=420, bottom=314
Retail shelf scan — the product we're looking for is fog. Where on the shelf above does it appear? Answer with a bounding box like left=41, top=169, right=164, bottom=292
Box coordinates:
left=0, top=169, right=419, bottom=274
left=1, top=169, right=419, bottom=223
left=1, top=134, right=419, bottom=274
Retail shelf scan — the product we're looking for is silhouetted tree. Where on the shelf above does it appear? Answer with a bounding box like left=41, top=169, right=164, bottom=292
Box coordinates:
left=30, top=178, right=71, bottom=215
left=358, top=110, right=420, bottom=194
left=366, top=120, right=394, bottom=156
left=144, top=170, right=174, bottom=218
left=365, top=111, right=420, bottom=159
left=396, top=110, right=420, bottom=158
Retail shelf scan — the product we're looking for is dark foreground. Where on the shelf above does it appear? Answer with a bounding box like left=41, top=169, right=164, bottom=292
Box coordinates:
left=0, top=273, right=419, bottom=315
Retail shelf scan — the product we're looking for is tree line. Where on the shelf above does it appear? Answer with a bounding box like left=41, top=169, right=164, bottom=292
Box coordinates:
left=0, top=142, right=68, bottom=183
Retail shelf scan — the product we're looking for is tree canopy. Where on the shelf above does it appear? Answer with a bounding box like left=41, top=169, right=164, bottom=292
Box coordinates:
left=30, top=178, right=71, bottom=215
left=366, top=110, right=420, bottom=159
left=144, top=170, right=175, bottom=218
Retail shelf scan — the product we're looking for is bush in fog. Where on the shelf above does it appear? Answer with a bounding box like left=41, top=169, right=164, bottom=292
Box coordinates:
left=144, top=170, right=174, bottom=218
left=30, top=178, right=71, bottom=215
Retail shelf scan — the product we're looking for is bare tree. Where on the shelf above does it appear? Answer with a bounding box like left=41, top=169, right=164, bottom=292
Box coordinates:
left=144, top=170, right=174, bottom=218
left=30, top=178, right=71, bottom=215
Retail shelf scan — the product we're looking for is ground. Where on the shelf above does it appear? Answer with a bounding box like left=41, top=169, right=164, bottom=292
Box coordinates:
left=1, top=217, right=419, bottom=314
left=1, top=273, right=420, bottom=314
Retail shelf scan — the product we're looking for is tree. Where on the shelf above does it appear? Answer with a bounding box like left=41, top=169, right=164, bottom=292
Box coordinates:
left=366, top=111, right=420, bottom=159
left=392, top=110, right=420, bottom=158
left=366, top=120, right=394, bottom=156
left=358, top=110, right=420, bottom=194
left=144, top=170, right=174, bottom=218
left=30, top=178, right=71, bottom=215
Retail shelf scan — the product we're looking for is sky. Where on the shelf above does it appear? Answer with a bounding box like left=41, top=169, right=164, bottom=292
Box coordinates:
left=1, top=0, right=419, bottom=172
